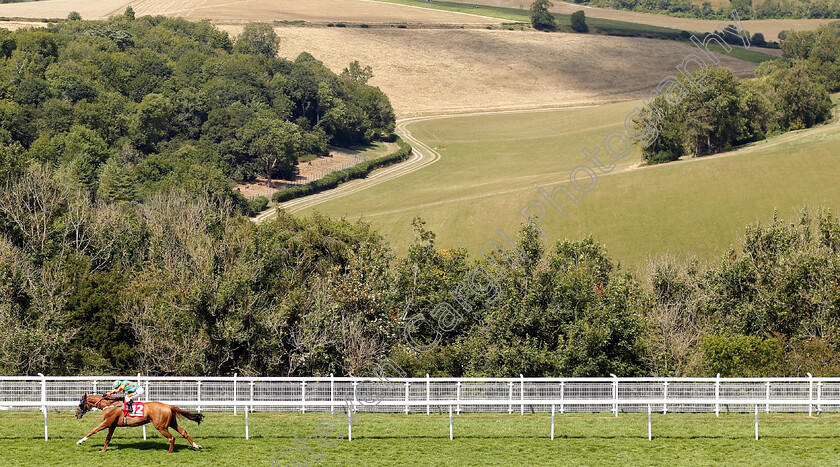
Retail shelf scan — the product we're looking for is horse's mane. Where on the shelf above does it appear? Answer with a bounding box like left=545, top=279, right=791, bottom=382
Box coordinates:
left=87, top=394, right=124, bottom=403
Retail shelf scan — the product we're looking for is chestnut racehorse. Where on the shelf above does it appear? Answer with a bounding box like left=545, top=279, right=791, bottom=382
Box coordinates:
left=75, top=393, right=204, bottom=453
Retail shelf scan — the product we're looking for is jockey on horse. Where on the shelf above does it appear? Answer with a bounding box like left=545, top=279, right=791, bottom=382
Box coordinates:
left=106, top=379, right=144, bottom=413
left=76, top=393, right=204, bottom=453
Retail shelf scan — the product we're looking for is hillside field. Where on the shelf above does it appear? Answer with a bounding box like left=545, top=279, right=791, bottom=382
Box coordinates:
left=299, top=98, right=840, bottom=268
left=254, top=27, right=759, bottom=117
left=0, top=0, right=502, bottom=24
left=3, top=412, right=840, bottom=465
left=0, top=0, right=502, bottom=23
left=440, top=0, right=839, bottom=40
left=0, top=0, right=832, bottom=41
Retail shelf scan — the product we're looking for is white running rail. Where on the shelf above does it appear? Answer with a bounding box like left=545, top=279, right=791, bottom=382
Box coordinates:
left=1, top=374, right=834, bottom=440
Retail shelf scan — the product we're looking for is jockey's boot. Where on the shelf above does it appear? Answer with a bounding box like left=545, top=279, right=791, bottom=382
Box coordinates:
left=126, top=398, right=133, bottom=413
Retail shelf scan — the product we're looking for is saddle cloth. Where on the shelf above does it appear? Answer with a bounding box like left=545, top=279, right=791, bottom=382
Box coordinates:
left=124, top=402, right=146, bottom=417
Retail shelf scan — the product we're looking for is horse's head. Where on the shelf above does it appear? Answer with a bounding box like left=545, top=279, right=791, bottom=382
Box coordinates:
left=75, top=393, right=88, bottom=419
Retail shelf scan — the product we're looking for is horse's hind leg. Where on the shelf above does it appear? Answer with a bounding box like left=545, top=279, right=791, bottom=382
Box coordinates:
left=99, top=427, right=116, bottom=453
left=156, top=425, right=176, bottom=453
left=174, top=423, right=202, bottom=449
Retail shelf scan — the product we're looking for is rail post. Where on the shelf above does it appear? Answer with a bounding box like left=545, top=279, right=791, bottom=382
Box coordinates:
left=404, top=381, right=410, bottom=414
left=520, top=374, right=525, bottom=415
left=808, top=373, right=813, bottom=417
left=196, top=380, right=202, bottom=413
left=233, top=373, right=238, bottom=416
left=508, top=381, right=513, bottom=414
left=817, top=381, right=822, bottom=415
left=139, top=373, right=146, bottom=440
left=249, top=380, right=255, bottom=413
left=245, top=407, right=249, bottom=440
left=426, top=374, right=430, bottom=415
left=301, top=381, right=306, bottom=414
left=648, top=404, right=652, bottom=441
left=663, top=381, right=668, bottom=415
left=715, top=373, right=721, bottom=417
left=347, top=404, right=353, bottom=442
left=764, top=380, right=770, bottom=413
left=456, top=381, right=461, bottom=415
left=38, top=373, right=47, bottom=441
left=330, top=373, right=335, bottom=415
left=610, top=374, right=618, bottom=417
left=449, top=405, right=454, bottom=440
left=560, top=381, right=565, bottom=414
left=754, top=404, right=759, bottom=440
left=551, top=404, right=555, bottom=440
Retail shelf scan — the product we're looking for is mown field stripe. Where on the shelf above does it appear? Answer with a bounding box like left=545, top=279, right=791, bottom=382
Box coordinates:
left=368, top=0, right=778, bottom=63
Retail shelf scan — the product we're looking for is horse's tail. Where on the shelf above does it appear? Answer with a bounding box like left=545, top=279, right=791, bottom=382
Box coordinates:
left=171, top=406, right=204, bottom=425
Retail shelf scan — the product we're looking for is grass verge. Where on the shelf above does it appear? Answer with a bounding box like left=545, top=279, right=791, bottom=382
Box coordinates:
left=3, top=411, right=840, bottom=465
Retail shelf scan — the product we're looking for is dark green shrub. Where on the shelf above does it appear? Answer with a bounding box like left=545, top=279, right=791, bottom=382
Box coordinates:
left=570, top=10, right=588, bottom=33
left=700, top=334, right=784, bottom=377
left=273, top=140, right=412, bottom=203
left=248, top=196, right=269, bottom=214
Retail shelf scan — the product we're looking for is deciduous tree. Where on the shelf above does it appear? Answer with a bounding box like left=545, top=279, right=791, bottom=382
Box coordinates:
left=234, top=22, right=280, bottom=58
left=529, top=0, right=556, bottom=31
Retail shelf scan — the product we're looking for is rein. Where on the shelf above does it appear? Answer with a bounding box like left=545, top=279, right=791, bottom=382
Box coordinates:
left=89, top=397, right=122, bottom=411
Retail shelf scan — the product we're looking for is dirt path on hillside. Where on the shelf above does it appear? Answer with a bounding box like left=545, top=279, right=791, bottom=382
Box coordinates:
left=252, top=115, right=445, bottom=221
left=255, top=105, right=593, bottom=221
left=254, top=105, right=839, bottom=221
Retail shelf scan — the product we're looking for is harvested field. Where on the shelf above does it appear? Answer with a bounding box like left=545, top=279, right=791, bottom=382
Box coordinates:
left=0, top=0, right=502, bottom=24
left=450, top=0, right=838, bottom=40
left=234, top=152, right=365, bottom=198
left=224, top=27, right=759, bottom=117
left=0, top=0, right=128, bottom=20
left=0, top=20, right=50, bottom=30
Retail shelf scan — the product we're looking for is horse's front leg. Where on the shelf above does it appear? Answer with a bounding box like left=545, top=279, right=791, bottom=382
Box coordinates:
left=77, top=420, right=111, bottom=445
left=99, top=427, right=116, bottom=453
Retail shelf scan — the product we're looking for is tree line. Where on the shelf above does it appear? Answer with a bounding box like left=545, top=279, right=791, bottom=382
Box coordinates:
left=0, top=13, right=395, bottom=215
left=2, top=155, right=840, bottom=379
left=636, top=25, right=837, bottom=164
left=2, top=13, right=839, bottom=379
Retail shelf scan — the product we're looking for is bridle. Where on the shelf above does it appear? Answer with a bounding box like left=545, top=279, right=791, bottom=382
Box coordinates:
left=82, top=395, right=122, bottom=414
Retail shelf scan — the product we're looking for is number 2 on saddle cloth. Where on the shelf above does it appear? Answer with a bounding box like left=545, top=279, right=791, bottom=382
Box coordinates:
left=123, top=401, right=146, bottom=418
